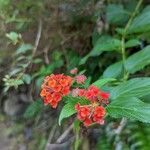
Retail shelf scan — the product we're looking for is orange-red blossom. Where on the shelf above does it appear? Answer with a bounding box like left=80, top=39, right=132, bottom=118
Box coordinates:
left=40, top=74, right=72, bottom=108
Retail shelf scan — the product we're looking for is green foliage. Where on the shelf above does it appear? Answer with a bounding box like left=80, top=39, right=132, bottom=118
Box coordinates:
left=3, top=75, right=24, bottom=91
left=1, top=0, right=150, bottom=149
left=128, top=6, right=150, bottom=34
left=107, top=97, right=150, bottom=123
left=59, top=96, right=90, bottom=125
left=110, top=77, right=150, bottom=100
left=106, top=4, right=129, bottom=25
left=125, top=46, right=150, bottom=73
left=16, top=43, right=33, bottom=54
left=89, top=36, right=121, bottom=56
left=24, top=99, right=43, bottom=118
left=103, top=61, right=123, bottom=78
left=93, top=78, right=116, bottom=88
left=6, top=32, right=21, bottom=45
left=126, top=122, right=150, bottom=150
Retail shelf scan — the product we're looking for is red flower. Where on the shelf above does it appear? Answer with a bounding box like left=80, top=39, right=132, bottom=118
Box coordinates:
left=40, top=74, right=72, bottom=108
left=61, top=86, right=70, bottom=96
left=88, top=85, right=99, bottom=96
left=79, top=89, right=86, bottom=97
left=93, top=106, right=106, bottom=124
left=100, top=91, right=110, bottom=100
left=75, top=104, right=90, bottom=121
left=84, top=118, right=92, bottom=127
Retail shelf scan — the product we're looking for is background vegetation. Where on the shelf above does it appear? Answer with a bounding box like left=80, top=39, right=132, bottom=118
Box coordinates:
left=1, top=0, right=150, bottom=150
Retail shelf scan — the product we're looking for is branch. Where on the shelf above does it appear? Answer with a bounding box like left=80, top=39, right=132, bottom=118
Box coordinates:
left=56, top=123, right=74, bottom=144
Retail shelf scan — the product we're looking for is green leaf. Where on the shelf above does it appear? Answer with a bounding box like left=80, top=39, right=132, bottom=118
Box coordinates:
left=128, top=6, right=150, bottom=34
left=59, top=96, right=90, bottom=125
left=89, top=36, right=121, bottom=56
left=79, top=54, right=90, bottom=65
left=106, top=4, right=129, bottom=25
left=125, top=45, right=150, bottom=73
left=110, top=77, right=150, bottom=100
left=107, top=97, right=150, bottom=123
left=16, top=43, right=33, bottom=54
left=103, top=46, right=150, bottom=77
left=125, top=39, right=141, bottom=48
left=59, top=102, right=76, bottom=126
left=24, top=99, right=42, bottom=118
left=103, top=61, right=123, bottom=78
left=23, top=74, right=32, bottom=84
left=93, top=78, right=116, bottom=88
left=6, top=32, right=21, bottom=45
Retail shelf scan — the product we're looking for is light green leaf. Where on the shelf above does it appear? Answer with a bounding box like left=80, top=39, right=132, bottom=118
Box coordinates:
left=93, top=78, right=116, bottom=88
left=106, top=4, right=129, bottom=25
left=6, top=32, right=21, bottom=45
left=23, top=74, right=32, bottom=84
left=24, top=99, right=42, bottom=118
left=16, top=44, right=33, bottom=54
left=125, top=45, right=150, bottom=73
left=107, top=97, right=150, bottom=123
left=103, top=61, right=123, bottom=78
left=125, top=39, right=141, bottom=48
left=59, top=102, right=76, bottom=126
left=128, top=6, right=150, bottom=34
left=110, top=77, right=150, bottom=100
left=89, top=36, right=121, bottom=56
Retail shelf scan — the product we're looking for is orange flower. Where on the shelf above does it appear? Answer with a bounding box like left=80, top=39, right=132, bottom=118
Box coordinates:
left=40, top=74, right=72, bottom=108
left=48, top=79, right=56, bottom=88
left=40, top=89, right=47, bottom=97
left=59, top=79, right=69, bottom=87
left=53, top=84, right=62, bottom=92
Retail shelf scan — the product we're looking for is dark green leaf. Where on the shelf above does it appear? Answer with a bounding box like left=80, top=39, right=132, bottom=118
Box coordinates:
left=24, top=99, right=43, bottom=118
left=110, top=77, right=150, bottom=100
left=107, top=97, right=150, bottom=123
left=103, top=61, right=123, bottom=78
left=125, top=46, right=150, bottom=73
left=128, top=6, right=150, bottom=34
left=106, top=4, right=129, bottom=25
left=125, top=39, right=141, bottom=48
left=89, top=36, right=121, bottom=56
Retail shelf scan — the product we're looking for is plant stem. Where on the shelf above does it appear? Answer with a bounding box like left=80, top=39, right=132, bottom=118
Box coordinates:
left=121, top=0, right=143, bottom=80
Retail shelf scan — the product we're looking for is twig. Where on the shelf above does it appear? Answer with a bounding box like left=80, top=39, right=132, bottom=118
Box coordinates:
left=46, top=136, right=74, bottom=150
left=45, top=124, right=57, bottom=149
left=114, top=118, right=127, bottom=150
left=114, top=118, right=127, bottom=135
left=43, top=44, right=50, bottom=64
left=32, top=19, right=42, bottom=57
left=56, top=123, right=74, bottom=144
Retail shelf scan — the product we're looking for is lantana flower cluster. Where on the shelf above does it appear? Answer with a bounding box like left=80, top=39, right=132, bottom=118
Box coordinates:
left=40, top=68, right=109, bottom=127
left=73, top=85, right=109, bottom=126
left=40, top=74, right=72, bottom=108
